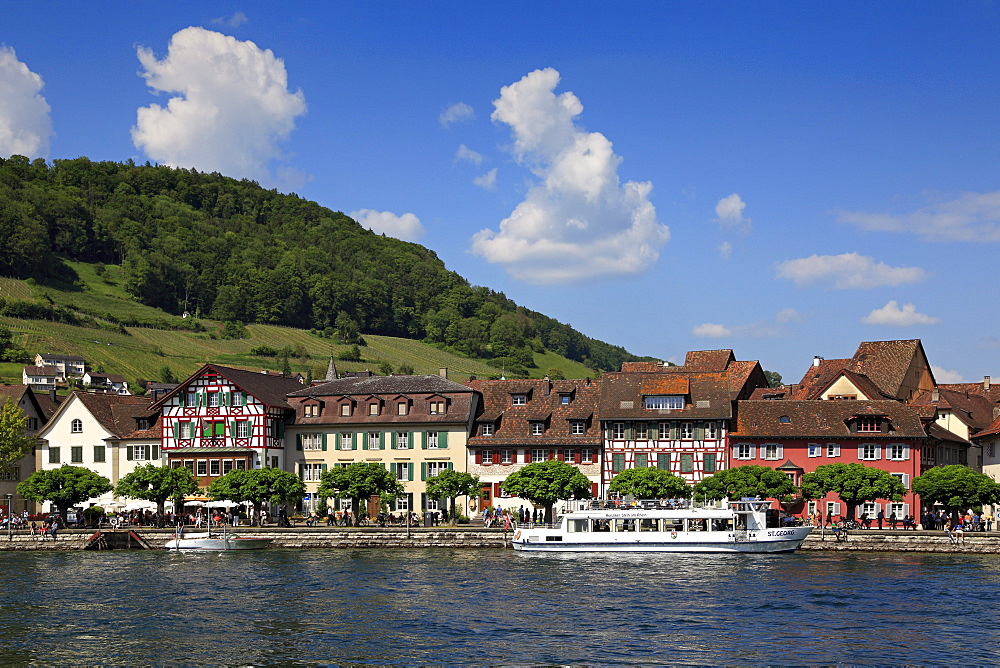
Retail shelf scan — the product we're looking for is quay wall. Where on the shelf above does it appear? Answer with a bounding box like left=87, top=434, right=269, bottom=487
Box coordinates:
left=0, top=527, right=998, bottom=553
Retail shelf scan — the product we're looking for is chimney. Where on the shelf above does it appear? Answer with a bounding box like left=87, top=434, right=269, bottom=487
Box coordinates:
left=985, top=376, right=992, bottom=392
left=50, top=388, right=57, bottom=402
left=585, top=377, right=591, bottom=387
left=813, top=356, right=824, bottom=368
left=438, top=367, right=448, bottom=379
left=931, top=388, right=940, bottom=403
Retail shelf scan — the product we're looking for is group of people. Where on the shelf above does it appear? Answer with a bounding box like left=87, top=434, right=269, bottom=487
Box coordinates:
left=924, top=509, right=993, bottom=532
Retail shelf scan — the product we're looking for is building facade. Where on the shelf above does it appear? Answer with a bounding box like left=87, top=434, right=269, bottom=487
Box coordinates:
left=0, top=385, right=45, bottom=514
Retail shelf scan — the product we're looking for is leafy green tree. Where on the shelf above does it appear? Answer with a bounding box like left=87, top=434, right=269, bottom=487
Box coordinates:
left=378, top=361, right=394, bottom=376
left=763, top=370, right=783, bottom=388
left=500, top=460, right=593, bottom=523
left=158, top=365, right=177, bottom=384
left=0, top=398, right=36, bottom=477
left=114, top=464, right=198, bottom=527
left=425, top=469, right=480, bottom=524
left=338, top=345, right=362, bottom=362
left=609, top=468, right=691, bottom=500
left=694, top=465, right=798, bottom=502
left=397, top=363, right=415, bottom=375
left=317, top=462, right=404, bottom=520
left=17, top=465, right=113, bottom=523
left=801, top=463, right=906, bottom=521
left=911, top=465, right=1000, bottom=521
left=544, top=368, right=566, bottom=381
left=206, top=467, right=306, bottom=525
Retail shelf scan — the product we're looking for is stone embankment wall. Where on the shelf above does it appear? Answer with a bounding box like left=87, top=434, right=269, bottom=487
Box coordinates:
left=801, top=529, right=1000, bottom=553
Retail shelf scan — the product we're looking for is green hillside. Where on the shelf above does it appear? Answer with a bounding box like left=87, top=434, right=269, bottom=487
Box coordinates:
left=0, top=268, right=597, bottom=388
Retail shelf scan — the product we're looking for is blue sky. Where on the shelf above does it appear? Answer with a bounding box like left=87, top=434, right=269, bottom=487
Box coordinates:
left=2, top=2, right=999, bottom=383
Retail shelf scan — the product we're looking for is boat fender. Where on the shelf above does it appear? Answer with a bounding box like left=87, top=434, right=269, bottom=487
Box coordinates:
left=514, top=530, right=521, bottom=541
left=670, top=531, right=678, bottom=539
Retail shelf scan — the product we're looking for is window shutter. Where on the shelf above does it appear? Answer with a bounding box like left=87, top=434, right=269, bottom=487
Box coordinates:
left=776, top=445, right=784, bottom=459
left=379, top=433, right=386, bottom=450
left=902, top=502, right=910, bottom=516
left=321, top=433, right=328, bottom=451
left=351, top=434, right=358, bottom=451
left=421, top=433, right=427, bottom=450
left=439, top=431, right=448, bottom=449
left=874, top=446, right=881, bottom=460
left=858, top=446, right=865, bottom=459
left=336, top=433, right=341, bottom=449
left=296, top=434, right=303, bottom=451
left=575, top=450, right=582, bottom=464
left=322, top=463, right=328, bottom=472
left=363, top=432, right=369, bottom=450
left=230, top=420, right=236, bottom=437
left=223, top=391, right=230, bottom=406
left=421, top=493, right=427, bottom=510
left=625, top=423, right=634, bottom=440
left=492, top=452, right=500, bottom=465
left=902, top=473, right=910, bottom=488
left=670, top=423, right=679, bottom=440
left=126, top=446, right=134, bottom=461
left=447, top=461, right=454, bottom=470
left=178, top=392, right=186, bottom=407
left=556, top=450, right=564, bottom=461
left=493, top=482, right=502, bottom=497
left=152, top=444, right=159, bottom=460
left=391, top=432, right=397, bottom=450
left=407, top=464, right=413, bottom=482
left=475, top=451, right=482, bottom=464
left=297, top=463, right=303, bottom=478
left=695, top=423, right=705, bottom=440
left=421, top=462, right=427, bottom=480
left=408, top=432, right=414, bottom=450
left=657, top=453, right=670, bottom=470
left=903, top=445, right=909, bottom=460
left=649, top=423, right=658, bottom=440
left=278, top=421, right=285, bottom=438
left=525, top=450, right=533, bottom=463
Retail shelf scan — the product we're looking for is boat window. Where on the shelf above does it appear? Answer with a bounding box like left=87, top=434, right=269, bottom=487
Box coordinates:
left=567, top=519, right=589, bottom=533
left=612, top=519, right=637, bottom=532
left=639, top=518, right=659, bottom=532
left=688, top=519, right=707, bottom=532
left=711, top=519, right=734, bottom=532
left=664, top=519, right=684, bottom=532
left=593, top=520, right=610, bottom=532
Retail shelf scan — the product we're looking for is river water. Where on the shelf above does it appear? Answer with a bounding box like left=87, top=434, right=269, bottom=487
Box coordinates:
left=1, top=548, right=998, bottom=665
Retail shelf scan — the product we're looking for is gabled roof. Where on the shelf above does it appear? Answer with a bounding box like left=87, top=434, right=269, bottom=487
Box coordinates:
left=467, top=378, right=601, bottom=445
left=41, top=392, right=157, bottom=440
left=0, top=384, right=45, bottom=423
left=151, top=363, right=305, bottom=410
left=732, top=400, right=926, bottom=439
left=598, top=371, right=736, bottom=419
left=974, top=414, right=1000, bottom=441
left=910, top=387, right=996, bottom=431
left=851, top=339, right=931, bottom=399
left=23, top=365, right=59, bottom=377
left=289, top=374, right=473, bottom=397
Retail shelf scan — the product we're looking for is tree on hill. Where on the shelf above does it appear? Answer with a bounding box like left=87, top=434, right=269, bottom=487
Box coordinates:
left=114, top=464, right=198, bottom=527
left=17, top=465, right=113, bottom=524
left=0, top=398, right=36, bottom=477
left=608, top=468, right=690, bottom=500
left=801, top=463, right=906, bottom=521
left=206, top=467, right=306, bottom=525
left=500, top=460, right=593, bottom=523
left=911, top=465, right=1000, bottom=522
left=693, top=465, right=798, bottom=502
left=425, top=469, right=480, bottom=524
left=317, top=462, right=404, bottom=521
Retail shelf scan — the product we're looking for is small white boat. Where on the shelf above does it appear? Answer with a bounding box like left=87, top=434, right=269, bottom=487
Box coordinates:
left=512, top=498, right=812, bottom=553
left=163, top=527, right=272, bottom=551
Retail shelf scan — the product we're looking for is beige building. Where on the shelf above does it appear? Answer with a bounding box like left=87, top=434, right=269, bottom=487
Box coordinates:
left=286, top=372, right=479, bottom=517
left=0, top=385, right=46, bottom=514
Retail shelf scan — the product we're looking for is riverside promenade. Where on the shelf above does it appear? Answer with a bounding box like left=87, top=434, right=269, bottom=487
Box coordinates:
left=0, top=526, right=998, bottom=552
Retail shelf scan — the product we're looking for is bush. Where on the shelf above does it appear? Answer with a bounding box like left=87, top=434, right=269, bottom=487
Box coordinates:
left=250, top=345, right=278, bottom=357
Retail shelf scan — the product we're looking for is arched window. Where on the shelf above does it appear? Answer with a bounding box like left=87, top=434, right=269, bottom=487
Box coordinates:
left=71, top=418, right=83, bottom=433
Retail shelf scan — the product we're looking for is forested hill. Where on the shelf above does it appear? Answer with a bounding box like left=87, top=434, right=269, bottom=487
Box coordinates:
left=0, top=155, right=652, bottom=373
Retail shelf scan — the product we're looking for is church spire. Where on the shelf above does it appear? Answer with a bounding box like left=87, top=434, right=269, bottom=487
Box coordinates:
left=325, top=355, right=338, bottom=381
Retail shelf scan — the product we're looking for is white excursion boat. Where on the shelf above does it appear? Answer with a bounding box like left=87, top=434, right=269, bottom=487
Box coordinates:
left=163, top=526, right=272, bottom=551
left=511, top=498, right=813, bottom=553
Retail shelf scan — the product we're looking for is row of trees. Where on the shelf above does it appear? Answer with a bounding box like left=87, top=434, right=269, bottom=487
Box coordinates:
left=0, top=155, right=649, bottom=372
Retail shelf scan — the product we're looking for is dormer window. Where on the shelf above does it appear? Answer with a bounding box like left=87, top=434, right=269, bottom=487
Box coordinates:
left=136, top=417, right=151, bottom=431
left=512, top=395, right=526, bottom=406
left=429, top=400, right=446, bottom=415
left=304, top=404, right=320, bottom=418
left=368, top=403, right=380, bottom=416
left=481, top=423, right=494, bottom=436
left=645, top=396, right=684, bottom=410
left=340, top=404, right=351, bottom=417
left=530, top=422, right=545, bottom=436
left=779, top=415, right=791, bottom=424
left=397, top=401, right=408, bottom=416
left=857, top=416, right=880, bottom=433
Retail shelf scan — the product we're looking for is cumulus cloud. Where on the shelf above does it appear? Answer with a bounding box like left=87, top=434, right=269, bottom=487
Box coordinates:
left=692, top=323, right=733, bottom=338
left=714, top=193, right=751, bottom=233
left=473, top=168, right=497, bottom=190
left=471, top=68, right=669, bottom=284
left=693, top=308, right=795, bottom=339
left=350, top=209, right=425, bottom=242
left=455, top=144, right=484, bottom=165
left=775, top=252, right=927, bottom=289
left=718, top=241, right=732, bottom=260
left=776, top=307, right=801, bottom=323
left=931, top=365, right=964, bottom=384
left=440, top=102, right=473, bottom=128
left=211, top=11, right=248, bottom=28
left=837, top=191, right=1000, bottom=242
left=0, top=46, right=53, bottom=158
left=132, top=27, right=306, bottom=184
left=861, top=300, right=940, bottom=326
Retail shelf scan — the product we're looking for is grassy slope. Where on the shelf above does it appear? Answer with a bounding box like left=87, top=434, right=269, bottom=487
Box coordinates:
left=0, top=263, right=596, bottom=386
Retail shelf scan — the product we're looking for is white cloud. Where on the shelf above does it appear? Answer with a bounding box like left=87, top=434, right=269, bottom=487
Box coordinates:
left=776, top=308, right=801, bottom=323
left=473, top=168, right=497, bottom=191
left=455, top=144, right=484, bottom=165
left=471, top=68, right=669, bottom=284
left=350, top=209, right=425, bottom=242
left=132, top=27, right=306, bottom=184
left=210, top=11, right=248, bottom=28
left=692, top=323, right=733, bottom=338
left=718, top=241, right=732, bottom=260
left=714, top=193, right=751, bottom=233
left=837, top=191, right=1000, bottom=242
left=0, top=46, right=53, bottom=158
left=775, top=252, right=927, bottom=289
left=440, top=102, right=473, bottom=128
left=861, top=300, right=940, bottom=326
left=931, top=365, right=964, bottom=384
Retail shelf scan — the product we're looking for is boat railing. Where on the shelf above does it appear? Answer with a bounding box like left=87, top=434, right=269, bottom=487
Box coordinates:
left=564, top=498, right=727, bottom=512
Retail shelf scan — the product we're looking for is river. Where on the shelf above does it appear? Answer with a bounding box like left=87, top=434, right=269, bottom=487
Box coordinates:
left=0, top=549, right=997, bottom=665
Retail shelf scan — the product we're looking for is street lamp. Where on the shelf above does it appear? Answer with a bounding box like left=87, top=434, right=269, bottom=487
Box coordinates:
left=5, top=494, right=13, bottom=542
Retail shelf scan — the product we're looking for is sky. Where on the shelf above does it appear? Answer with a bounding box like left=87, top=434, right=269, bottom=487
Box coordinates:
left=2, top=2, right=999, bottom=384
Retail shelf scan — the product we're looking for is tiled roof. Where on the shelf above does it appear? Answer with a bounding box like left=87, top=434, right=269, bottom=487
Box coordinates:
left=926, top=421, right=970, bottom=444
left=73, top=392, right=158, bottom=438
left=974, top=414, right=1000, bottom=440
left=23, top=365, right=59, bottom=377
left=597, top=371, right=735, bottom=419
left=152, top=364, right=305, bottom=410
left=684, top=349, right=736, bottom=371
left=467, top=378, right=601, bottom=446
left=910, top=387, right=996, bottom=431
left=850, top=339, right=924, bottom=398
left=291, top=374, right=473, bottom=397
left=938, top=381, right=1000, bottom=406
left=732, top=400, right=927, bottom=439
left=0, top=384, right=29, bottom=405
left=791, top=358, right=851, bottom=399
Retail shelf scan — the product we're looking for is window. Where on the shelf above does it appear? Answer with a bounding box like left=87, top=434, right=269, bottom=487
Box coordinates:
left=680, top=453, right=694, bottom=473
left=861, top=502, right=878, bottom=518
left=705, top=422, right=718, bottom=440
left=779, top=415, right=791, bottom=424
left=427, top=432, right=439, bottom=449
left=397, top=401, right=408, bottom=416
left=511, top=395, right=526, bottom=406
left=133, top=445, right=149, bottom=461
left=890, top=472, right=911, bottom=489
left=304, top=404, right=319, bottom=417
left=531, top=449, right=548, bottom=462
left=208, top=392, right=220, bottom=407
left=429, top=401, right=445, bottom=414
left=828, top=394, right=857, bottom=401
left=369, top=403, right=379, bottom=416
left=185, top=392, right=196, bottom=407
left=763, top=444, right=782, bottom=461
left=367, top=432, right=381, bottom=449
left=635, top=422, right=648, bottom=440
left=581, top=448, right=593, bottom=463
left=481, top=423, right=494, bottom=436
left=395, top=432, right=409, bottom=449
left=826, top=444, right=841, bottom=458
left=570, top=421, right=585, bottom=436
left=340, top=433, right=353, bottom=450
left=704, top=453, right=717, bottom=474
left=0, top=467, right=20, bottom=481
left=808, top=443, right=822, bottom=458
left=197, top=460, right=207, bottom=476
left=302, top=463, right=324, bottom=482
left=560, top=394, right=571, bottom=405
left=860, top=444, right=880, bottom=460
left=501, top=449, right=513, bottom=464
left=826, top=501, right=842, bottom=518
left=635, top=453, right=648, bottom=468
left=394, top=495, right=410, bottom=512
left=302, top=434, right=323, bottom=451
left=857, top=416, right=880, bottom=433
left=426, top=461, right=451, bottom=477
left=735, top=444, right=754, bottom=460
left=71, top=419, right=83, bottom=434
left=26, top=417, right=38, bottom=431
left=888, top=502, right=907, bottom=517
left=235, top=460, right=246, bottom=471
left=394, top=462, right=411, bottom=481
left=71, top=446, right=83, bottom=463
left=656, top=453, right=670, bottom=470
left=202, top=420, right=226, bottom=438
left=612, top=423, right=625, bottom=439
left=340, top=404, right=351, bottom=416
left=530, top=422, right=545, bottom=436
left=93, top=445, right=106, bottom=463
left=680, top=422, right=694, bottom=439
left=645, top=395, right=684, bottom=410
left=563, top=449, right=575, bottom=462
left=481, top=450, right=493, bottom=465
left=612, top=453, right=625, bottom=473
left=222, top=459, right=234, bottom=475
left=888, top=444, right=908, bottom=461
left=232, top=392, right=245, bottom=407
left=236, top=421, right=251, bottom=439
left=210, top=460, right=221, bottom=476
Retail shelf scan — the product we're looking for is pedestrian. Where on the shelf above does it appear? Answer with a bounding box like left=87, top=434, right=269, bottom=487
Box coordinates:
left=889, top=512, right=897, bottom=530
left=986, top=512, right=994, bottom=532
left=877, top=509, right=885, bottom=530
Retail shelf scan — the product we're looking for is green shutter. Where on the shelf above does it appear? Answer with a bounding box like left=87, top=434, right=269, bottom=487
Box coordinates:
left=408, top=432, right=414, bottom=450
left=126, top=446, right=134, bottom=461
left=321, top=463, right=328, bottom=472
left=421, top=432, right=427, bottom=450
left=296, top=434, right=303, bottom=451
left=391, top=432, right=397, bottom=449
left=278, top=421, right=285, bottom=438
left=408, top=463, right=414, bottom=481
left=351, top=433, right=358, bottom=451
left=230, top=420, right=236, bottom=438
left=649, top=423, right=658, bottom=440
left=321, top=433, right=328, bottom=451
left=447, top=461, right=454, bottom=470
left=178, top=392, right=186, bottom=407
left=439, top=431, right=448, bottom=449
left=657, top=453, right=670, bottom=470
left=670, top=423, right=679, bottom=440
left=363, top=432, right=369, bottom=450
left=695, top=423, right=705, bottom=440
left=421, top=462, right=427, bottom=481
left=297, top=463, right=303, bottom=478
left=625, top=423, right=634, bottom=440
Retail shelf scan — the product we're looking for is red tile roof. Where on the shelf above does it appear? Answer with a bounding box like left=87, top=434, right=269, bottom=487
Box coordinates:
left=467, top=378, right=601, bottom=446
left=733, top=399, right=927, bottom=439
